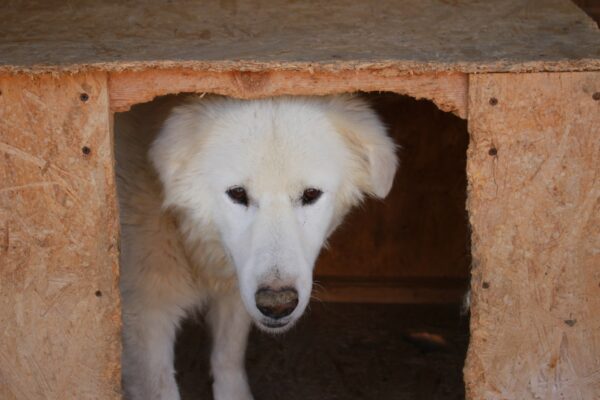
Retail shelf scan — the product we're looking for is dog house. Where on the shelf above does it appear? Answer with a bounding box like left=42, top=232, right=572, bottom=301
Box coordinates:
left=1, top=0, right=599, bottom=399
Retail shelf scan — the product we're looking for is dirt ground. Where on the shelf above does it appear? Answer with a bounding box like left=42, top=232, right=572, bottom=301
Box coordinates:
left=175, top=302, right=469, bottom=400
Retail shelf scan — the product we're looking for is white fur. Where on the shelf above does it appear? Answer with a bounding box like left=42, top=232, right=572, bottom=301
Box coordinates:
left=115, top=95, right=397, bottom=400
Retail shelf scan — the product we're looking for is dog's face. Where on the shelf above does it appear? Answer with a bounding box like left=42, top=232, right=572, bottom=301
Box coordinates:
left=150, top=96, right=397, bottom=332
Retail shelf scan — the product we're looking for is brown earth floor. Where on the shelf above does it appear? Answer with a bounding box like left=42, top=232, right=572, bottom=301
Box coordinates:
left=175, top=302, right=469, bottom=400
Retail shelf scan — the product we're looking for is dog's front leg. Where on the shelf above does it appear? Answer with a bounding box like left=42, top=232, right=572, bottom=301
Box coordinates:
left=207, top=291, right=253, bottom=400
left=122, top=302, right=183, bottom=400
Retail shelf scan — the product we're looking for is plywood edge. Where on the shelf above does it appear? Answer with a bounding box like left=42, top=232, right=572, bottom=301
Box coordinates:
left=314, top=277, right=468, bottom=304
left=108, top=68, right=468, bottom=118
left=1, top=57, right=600, bottom=78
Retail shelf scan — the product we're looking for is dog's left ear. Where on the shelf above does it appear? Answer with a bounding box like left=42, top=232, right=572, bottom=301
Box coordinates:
left=327, top=95, right=398, bottom=198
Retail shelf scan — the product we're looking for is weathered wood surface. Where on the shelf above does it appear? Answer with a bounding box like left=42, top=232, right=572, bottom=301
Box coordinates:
left=109, top=69, right=468, bottom=118
left=464, top=72, right=600, bottom=399
left=0, top=73, right=121, bottom=399
left=0, top=0, right=598, bottom=75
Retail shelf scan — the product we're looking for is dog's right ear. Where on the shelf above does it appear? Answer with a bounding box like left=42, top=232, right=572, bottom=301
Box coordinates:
left=327, top=95, right=399, bottom=199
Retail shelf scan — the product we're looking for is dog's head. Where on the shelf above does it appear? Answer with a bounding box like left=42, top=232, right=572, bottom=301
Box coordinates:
left=150, top=95, right=397, bottom=332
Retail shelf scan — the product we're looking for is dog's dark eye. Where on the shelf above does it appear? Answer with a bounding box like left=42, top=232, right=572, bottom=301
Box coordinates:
left=226, top=187, right=249, bottom=206
left=301, top=188, right=323, bottom=206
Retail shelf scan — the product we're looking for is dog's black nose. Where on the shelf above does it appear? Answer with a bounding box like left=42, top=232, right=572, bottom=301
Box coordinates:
left=255, top=287, right=298, bottom=319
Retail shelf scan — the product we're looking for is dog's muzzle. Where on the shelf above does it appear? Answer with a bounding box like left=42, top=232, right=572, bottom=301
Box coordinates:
left=254, top=287, right=298, bottom=326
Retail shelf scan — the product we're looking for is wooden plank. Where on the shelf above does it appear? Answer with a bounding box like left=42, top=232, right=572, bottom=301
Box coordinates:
left=108, top=69, right=468, bottom=118
left=0, top=73, right=121, bottom=399
left=314, top=277, right=468, bottom=304
left=464, top=72, right=600, bottom=399
left=0, top=0, right=599, bottom=75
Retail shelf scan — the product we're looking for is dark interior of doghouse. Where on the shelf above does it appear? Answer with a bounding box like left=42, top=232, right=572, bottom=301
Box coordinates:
left=117, top=92, right=471, bottom=400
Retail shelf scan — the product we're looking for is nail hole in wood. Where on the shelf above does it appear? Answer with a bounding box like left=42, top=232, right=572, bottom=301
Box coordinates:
left=482, top=282, right=490, bottom=289
left=489, top=97, right=498, bottom=106
left=593, top=92, right=600, bottom=101
left=80, top=93, right=89, bottom=102
left=488, top=147, right=497, bottom=156
left=95, top=290, right=102, bottom=297
left=82, top=146, right=91, bottom=155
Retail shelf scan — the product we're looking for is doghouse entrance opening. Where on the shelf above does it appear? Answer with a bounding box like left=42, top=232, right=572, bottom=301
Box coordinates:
left=115, top=92, right=470, bottom=400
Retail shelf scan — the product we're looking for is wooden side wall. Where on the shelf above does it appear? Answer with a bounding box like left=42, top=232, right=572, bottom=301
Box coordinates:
left=0, top=74, right=121, bottom=399
left=464, top=72, right=600, bottom=399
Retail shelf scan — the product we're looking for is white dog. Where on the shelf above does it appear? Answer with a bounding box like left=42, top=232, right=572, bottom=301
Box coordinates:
left=115, top=94, right=397, bottom=400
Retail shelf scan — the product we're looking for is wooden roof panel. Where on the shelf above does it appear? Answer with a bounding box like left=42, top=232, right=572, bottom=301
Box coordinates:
left=0, top=0, right=599, bottom=74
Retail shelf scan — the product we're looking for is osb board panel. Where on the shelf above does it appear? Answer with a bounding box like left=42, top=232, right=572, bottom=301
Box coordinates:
left=0, top=0, right=599, bottom=75
left=464, top=72, right=600, bottom=399
left=0, top=74, right=121, bottom=399
left=108, top=70, right=468, bottom=118
left=316, top=94, right=470, bottom=282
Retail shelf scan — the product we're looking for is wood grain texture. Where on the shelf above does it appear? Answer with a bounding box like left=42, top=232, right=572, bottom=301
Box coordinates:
left=464, top=72, right=600, bottom=399
left=0, top=0, right=598, bottom=75
left=314, top=277, right=468, bottom=304
left=0, top=73, right=121, bottom=399
left=108, top=69, right=468, bottom=118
